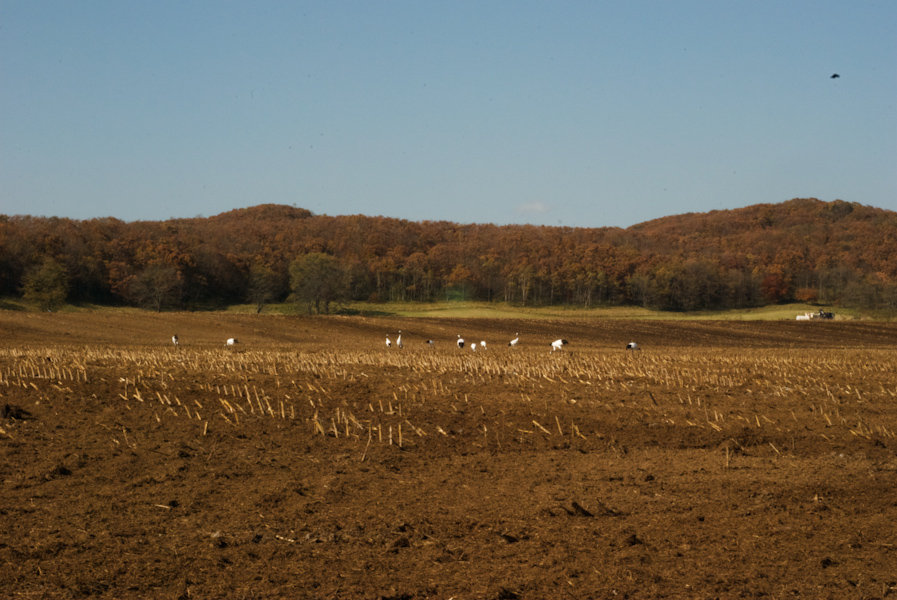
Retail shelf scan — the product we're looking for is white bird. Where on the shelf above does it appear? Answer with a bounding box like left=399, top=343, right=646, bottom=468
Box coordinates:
left=471, top=342, right=477, bottom=352
left=626, top=342, right=639, bottom=351
left=426, top=339, right=434, bottom=349
left=550, top=339, right=568, bottom=352
left=457, top=335, right=465, bottom=349
left=386, top=335, right=392, bottom=348
left=172, top=334, right=179, bottom=348
left=480, top=340, right=487, bottom=350
left=225, top=338, right=238, bottom=347
left=397, top=331, right=403, bottom=349
left=509, top=333, right=519, bottom=347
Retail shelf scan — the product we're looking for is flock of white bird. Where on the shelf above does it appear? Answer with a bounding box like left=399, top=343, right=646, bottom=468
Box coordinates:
left=381, top=331, right=641, bottom=353
left=171, top=334, right=239, bottom=349
left=169, top=331, right=641, bottom=352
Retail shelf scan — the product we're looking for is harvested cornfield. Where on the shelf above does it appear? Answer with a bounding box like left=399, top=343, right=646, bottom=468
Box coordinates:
left=2, top=312, right=896, bottom=599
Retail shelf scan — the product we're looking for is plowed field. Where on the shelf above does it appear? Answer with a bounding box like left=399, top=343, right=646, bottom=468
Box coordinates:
left=2, top=312, right=896, bottom=599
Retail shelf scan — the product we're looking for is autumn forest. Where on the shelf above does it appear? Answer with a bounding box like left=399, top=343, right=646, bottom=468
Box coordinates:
left=2, top=198, right=896, bottom=314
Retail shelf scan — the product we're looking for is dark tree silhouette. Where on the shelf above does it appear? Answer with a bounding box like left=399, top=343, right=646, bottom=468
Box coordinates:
left=129, top=264, right=183, bottom=312
left=289, top=253, right=348, bottom=314
left=22, top=257, right=69, bottom=311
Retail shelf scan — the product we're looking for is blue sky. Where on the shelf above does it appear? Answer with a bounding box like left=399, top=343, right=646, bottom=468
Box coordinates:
left=1, top=1, right=895, bottom=228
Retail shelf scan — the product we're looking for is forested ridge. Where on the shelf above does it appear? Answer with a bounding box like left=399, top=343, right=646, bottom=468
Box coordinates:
left=2, top=198, right=895, bottom=313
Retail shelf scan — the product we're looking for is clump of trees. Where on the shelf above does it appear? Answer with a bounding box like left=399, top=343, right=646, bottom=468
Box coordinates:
left=1, top=199, right=895, bottom=313
left=21, top=257, right=69, bottom=311
left=289, top=253, right=349, bottom=314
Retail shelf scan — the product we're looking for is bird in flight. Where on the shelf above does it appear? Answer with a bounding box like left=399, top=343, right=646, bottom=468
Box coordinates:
left=830, top=73, right=840, bottom=79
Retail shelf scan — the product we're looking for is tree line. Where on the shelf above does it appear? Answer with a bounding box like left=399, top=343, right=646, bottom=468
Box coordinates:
left=2, top=198, right=895, bottom=314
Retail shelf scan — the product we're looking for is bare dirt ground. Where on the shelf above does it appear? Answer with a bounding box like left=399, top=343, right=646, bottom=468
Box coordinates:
left=2, top=311, right=897, bottom=599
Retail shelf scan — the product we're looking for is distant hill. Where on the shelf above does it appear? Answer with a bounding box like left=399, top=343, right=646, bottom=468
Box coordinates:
left=209, top=204, right=313, bottom=222
left=631, top=198, right=890, bottom=239
left=628, top=198, right=895, bottom=271
left=1, top=198, right=894, bottom=312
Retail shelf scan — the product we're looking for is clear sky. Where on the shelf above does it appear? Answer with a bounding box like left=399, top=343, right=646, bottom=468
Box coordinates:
left=2, top=1, right=895, bottom=228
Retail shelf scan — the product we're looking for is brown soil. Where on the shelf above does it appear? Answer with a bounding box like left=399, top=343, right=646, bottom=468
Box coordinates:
left=1, top=311, right=896, bottom=599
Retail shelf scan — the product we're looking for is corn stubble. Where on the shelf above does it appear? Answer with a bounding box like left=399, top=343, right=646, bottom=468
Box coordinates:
left=2, top=344, right=894, bottom=460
